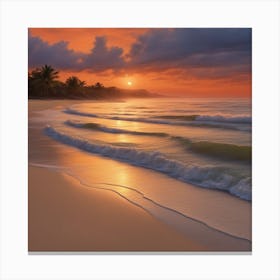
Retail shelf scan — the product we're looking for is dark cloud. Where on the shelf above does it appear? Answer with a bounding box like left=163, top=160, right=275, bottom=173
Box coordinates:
left=128, top=28, right=251, bottom=69
left=28, top=35, right=82, bottom=69
left=83, top=37, right=125, bottom=72
left=28, top=35, right=125, bottom=72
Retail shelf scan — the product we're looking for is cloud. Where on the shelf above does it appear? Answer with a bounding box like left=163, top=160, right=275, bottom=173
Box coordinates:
left=128, top=28, right=251, bottom=70
left=82, top=37, right=125, bottom=72
left=28, top=34, right=82, bottom=69
left=28, top=34, right=125, bottom=72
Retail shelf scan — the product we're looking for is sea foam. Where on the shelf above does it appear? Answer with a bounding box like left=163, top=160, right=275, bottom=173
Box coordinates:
left=44, top=125, right=252, bottom=201
left=65, top=120, right=251, bottom=162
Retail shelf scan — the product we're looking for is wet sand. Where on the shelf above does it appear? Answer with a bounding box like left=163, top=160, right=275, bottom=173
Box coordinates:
left=29, top=166, right=207, bottom=251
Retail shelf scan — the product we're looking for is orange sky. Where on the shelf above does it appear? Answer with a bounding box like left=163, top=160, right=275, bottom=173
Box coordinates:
left=29, top=28, right=252, bottom=97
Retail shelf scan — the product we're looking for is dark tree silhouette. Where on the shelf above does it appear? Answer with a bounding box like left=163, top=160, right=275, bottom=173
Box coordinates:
left=94, top=82, right=104, bottom=89
left=29, top=65, right=59, bottom=96
left=66, top=76, right=86, bottom=89
left=28, top=64, right=157, bottom=99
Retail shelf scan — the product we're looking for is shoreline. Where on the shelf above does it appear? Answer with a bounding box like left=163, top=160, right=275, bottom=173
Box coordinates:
left=29, top=165, right=208, bottom=251
left=29, top=165, right=251, bottom=252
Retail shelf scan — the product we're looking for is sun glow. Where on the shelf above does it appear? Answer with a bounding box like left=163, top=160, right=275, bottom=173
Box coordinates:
left=127, top=81, right=132, bottom=86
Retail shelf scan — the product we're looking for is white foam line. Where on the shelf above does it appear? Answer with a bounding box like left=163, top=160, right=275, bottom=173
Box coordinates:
left=44, top=125, right=252, bottom=201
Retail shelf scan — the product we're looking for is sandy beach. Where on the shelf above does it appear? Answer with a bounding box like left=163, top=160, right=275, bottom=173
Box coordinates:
left=29, top=166, right=208, bottom=251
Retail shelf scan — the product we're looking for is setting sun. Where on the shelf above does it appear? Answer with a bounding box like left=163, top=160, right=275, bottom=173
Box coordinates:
left=127, top=81, right=132, bottom=86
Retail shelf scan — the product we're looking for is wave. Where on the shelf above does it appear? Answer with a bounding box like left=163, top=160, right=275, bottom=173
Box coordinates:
left=155, top=115, right=198, bottom=121
left=189, top=141, right=251, bottom=162
left=183, top=121, right=251, bottom=132
left=170, top=137, right=251, bottom=162
left=156, top=114, right=252, bottom=124
left=172, top=137, right=251, bottom=162
left=63, top=108, right=98, bottom=118
left=195, top=115, right=251, bottom=124
left=63, top=108, right=187, bottom=125
left=63, top=108, right=251, bottom=131
left=65, top=120, right=168, bottom=137
left=65, top=121, right=251, bottom=162
left=44, top=125, right=252, bottom=201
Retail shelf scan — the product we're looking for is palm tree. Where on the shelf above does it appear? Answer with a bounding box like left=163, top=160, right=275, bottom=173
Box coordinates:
left=40, top=64, right=59, bottom=82
left=65, top=76, right=86, bottom=96
left=29, top=65, right=59, bottom=97
left=94, top=82, right=104, bottom=89
left=66, top=76, right=86, bottom=89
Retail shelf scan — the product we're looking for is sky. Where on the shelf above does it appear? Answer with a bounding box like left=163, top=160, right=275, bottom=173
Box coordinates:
left=28, top=28, right=252, bottom=97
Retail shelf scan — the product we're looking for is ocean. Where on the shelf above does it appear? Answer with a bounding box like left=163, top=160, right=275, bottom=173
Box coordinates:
left=29, top=97, right=252, bottom=242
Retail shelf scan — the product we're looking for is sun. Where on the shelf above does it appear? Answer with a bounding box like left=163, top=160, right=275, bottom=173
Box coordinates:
left=127, top=81, right=132, bottom=86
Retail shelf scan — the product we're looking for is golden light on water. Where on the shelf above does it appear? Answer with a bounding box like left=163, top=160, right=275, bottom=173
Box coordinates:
left=117, top=134, right=129, bottom=143
left=116, top=120, right=126, bottom=127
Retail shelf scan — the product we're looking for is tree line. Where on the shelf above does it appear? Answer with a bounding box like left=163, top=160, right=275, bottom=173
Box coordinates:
left=28, top=65, right=158, bottom=99
left=28, top=65, right=118, bottom=99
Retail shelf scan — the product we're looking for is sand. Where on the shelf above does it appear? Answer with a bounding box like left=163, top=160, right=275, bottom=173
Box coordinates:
left=29, top=166, right=207, bottom=251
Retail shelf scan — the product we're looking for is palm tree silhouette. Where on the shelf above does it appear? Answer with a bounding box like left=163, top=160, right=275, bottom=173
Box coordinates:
left=40, top=64, right=59, bottom=81
left=66, top=76, right=86, bottom=88
left=30, top=65, right=59, bottom=96
left=94, top=82, right=104, bottom=89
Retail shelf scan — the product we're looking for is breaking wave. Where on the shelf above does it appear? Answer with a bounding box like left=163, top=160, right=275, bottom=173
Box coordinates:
left=195, top=115, right=251, bottom=124
left=64, top=120, right=168, bottom=137
left=63, top=109, right=98, bottom=118
left=64, top=120, right=251, bottom=162
left=63, top=108, right=251, bottom=131
left=44, top=125, right=252, bottom=201
left=189, top=141, right=251, bottom=162
left=156, top=114, right=251, bottom=124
